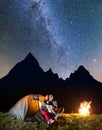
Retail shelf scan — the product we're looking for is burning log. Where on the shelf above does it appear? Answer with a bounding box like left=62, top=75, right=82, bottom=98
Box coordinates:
left=79, top=100, right=92, bottom=115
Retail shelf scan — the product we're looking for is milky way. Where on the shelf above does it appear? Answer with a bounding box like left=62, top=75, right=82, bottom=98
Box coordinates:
left=0, top=0, right=102, bottom=81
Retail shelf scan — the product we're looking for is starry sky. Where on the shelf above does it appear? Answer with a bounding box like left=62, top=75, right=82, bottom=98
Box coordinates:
left=0, top=0, right=102, bottom=82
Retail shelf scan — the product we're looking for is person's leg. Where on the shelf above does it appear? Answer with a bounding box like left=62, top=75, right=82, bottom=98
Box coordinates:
left=40, top=110, right=54, bottom=124
left=40, top=110, right=50, bottom=121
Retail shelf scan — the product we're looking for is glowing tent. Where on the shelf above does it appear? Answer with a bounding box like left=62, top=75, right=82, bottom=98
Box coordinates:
left=8, top=94, right=47, bottom=120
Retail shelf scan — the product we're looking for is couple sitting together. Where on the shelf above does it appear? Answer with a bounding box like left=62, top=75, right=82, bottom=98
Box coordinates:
left=8, top=94, right=64, bottom=125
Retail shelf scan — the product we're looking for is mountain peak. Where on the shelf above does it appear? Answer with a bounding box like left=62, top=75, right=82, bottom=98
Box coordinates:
left=27, top=52, right=34, bottom=57
left=25, top=52, right=37, bottom=61
left=70, top=65, right=90, bottom=78
left=24, top=53, right=40, bottom=67
left=67, top=65, right=97, bottom=85
left=78, top=65, right=86, bottom=70
left=45, top=68, right=59, bottom=80
left=47, top=68, right=53, bottom=74
left=0, top=53, right=44, bottom=82
left=77, top=65, right=89, bottom=74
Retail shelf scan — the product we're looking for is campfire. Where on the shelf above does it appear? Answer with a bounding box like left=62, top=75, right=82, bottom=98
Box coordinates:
left=79, top=101, right=92, bottom=115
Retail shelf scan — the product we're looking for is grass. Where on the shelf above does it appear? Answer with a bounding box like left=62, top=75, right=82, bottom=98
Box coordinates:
left=0, top=112, right=102, bottom=130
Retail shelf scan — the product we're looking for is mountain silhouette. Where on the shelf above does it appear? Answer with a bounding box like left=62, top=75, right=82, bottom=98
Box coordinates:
left=0, top=53, right=63, bottom=95
left=0, top=53, right=102, bottom=113
left=65, top=65, right=101, bottom=86
left=0, top=53, right=44, bottom=83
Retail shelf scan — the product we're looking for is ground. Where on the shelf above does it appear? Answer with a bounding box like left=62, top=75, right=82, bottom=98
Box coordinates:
left=0, top=112, right=102, bottom=130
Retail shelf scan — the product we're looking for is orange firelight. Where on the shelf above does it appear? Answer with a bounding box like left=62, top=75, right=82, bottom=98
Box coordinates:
left=79, top=100, right=92, bottom=115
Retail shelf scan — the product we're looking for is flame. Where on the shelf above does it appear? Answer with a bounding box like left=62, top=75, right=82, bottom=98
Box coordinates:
left=79, top=101, right=92, bottom=115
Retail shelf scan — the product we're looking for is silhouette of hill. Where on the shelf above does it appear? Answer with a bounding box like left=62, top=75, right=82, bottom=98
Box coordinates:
left=0, top=53, right=63, bottom=93
left=65, top=65, right=101, bottom=86
left=0, top=53, right=102, bottom=113
left=0, top=53, right=44, bottom=85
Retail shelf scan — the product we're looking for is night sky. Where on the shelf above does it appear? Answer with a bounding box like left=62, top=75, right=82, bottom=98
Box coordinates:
left=0, top=0, right=102, bottom=82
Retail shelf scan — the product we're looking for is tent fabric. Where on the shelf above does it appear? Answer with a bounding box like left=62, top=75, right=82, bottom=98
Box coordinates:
left=8, top=94, right=45, bottom=120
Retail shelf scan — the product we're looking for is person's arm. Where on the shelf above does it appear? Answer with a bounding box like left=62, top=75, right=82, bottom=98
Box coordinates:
left=50, top=109, right=56, bottom=115
left=46, top=105, right=56, bottom=115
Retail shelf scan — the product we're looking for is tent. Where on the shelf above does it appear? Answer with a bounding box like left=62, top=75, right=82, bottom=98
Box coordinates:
left=8, top=94, right=46, bottom=120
